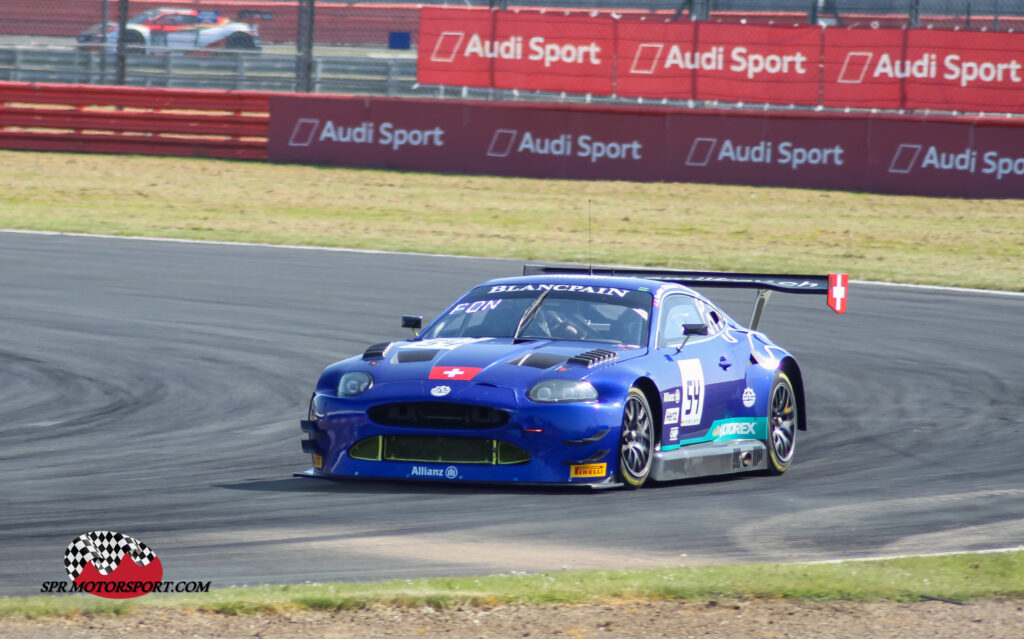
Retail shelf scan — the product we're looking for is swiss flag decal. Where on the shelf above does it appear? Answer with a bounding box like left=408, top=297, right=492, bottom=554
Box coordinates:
left=429, top=366, right=483, bottom=381
left=828, top=273, right=849, bottom=314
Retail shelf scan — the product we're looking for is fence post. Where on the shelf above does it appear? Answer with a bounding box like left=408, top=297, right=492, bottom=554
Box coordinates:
left=908, top=0, right=920, bottom=28
left=115, top=0, right=128, bottom=85
left=296, top=0, right=315, bottom=93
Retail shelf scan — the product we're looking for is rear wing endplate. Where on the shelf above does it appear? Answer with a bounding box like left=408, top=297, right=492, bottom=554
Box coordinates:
left=522, top=265, right=848, bottom=330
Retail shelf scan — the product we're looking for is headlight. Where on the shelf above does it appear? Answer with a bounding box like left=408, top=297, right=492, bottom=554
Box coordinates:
left=527, top=379, right=598, bottom=403
left=338, top=372, right=373, bottom=397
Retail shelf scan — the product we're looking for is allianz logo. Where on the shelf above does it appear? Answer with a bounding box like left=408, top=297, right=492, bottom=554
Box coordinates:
left=410, top=465, right=459, bottom=479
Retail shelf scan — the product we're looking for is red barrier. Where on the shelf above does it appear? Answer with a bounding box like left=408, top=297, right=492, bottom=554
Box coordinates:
left=0, top=81, right=271, bottom=159
left=692, top=23, right=821, bottom=106
left=418, top=8, right=615, bottom=95
left=419, top=8, right=1024, bottom=114
left=268, top=94, right=1024, bottom=197
left=822, top=28, right=905, bottom=109
left=615, top=20, right=697, bottom=100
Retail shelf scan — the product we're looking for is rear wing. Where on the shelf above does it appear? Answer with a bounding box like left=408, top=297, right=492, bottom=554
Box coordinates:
left=522, top=265, right=848, bottom=330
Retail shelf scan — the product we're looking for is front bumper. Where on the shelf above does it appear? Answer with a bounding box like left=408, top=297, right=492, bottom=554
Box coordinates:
left=297, top=382, right=624, bottom=485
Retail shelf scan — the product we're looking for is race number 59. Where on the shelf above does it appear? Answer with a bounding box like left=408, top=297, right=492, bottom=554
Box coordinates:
left=676, top=359, right=705, bottom=427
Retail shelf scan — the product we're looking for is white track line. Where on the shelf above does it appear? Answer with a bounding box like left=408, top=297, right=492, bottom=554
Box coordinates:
left=803, top=545, right=1024, bottom=565
left=3, top=228, right=1022, bottom=298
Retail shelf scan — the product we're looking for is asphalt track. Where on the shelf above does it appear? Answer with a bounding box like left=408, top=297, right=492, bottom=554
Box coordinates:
left=2, top=231, right=1022, bottom=597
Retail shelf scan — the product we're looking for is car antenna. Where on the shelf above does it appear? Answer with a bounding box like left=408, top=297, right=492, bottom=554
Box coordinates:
left=588, top=199, right=593, bottom=276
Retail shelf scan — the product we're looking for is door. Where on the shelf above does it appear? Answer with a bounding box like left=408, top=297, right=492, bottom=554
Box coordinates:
left=653, top=294, right=747, bottom=447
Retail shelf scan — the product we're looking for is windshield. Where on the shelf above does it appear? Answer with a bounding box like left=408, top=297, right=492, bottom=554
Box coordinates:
left=129, top=10, right=164, bottom=24
left=422, top=284, right=652, bottom=346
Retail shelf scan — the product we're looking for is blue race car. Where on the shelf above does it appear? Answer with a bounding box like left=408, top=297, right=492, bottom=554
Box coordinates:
left=297, top=266, right=848, bottom=488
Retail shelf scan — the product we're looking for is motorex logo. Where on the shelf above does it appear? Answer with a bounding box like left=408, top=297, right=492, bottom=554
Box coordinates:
left=710, top=418, right=765, bottom=439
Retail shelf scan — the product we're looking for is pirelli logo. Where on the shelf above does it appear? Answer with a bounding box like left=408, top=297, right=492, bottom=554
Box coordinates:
left=569, top=463, right=607, bottom=478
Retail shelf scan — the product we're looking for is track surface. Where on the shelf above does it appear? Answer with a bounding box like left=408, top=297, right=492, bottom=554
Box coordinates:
left=2, top=232, right=1022, bottom=597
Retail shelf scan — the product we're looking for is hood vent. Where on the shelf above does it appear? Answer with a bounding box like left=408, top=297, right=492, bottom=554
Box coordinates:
left=508, top=352, right=568, bottom=370
left=567, top=349, right=618, bottom=368
left=394, top=349, right=440, bottom=364
left=362, top=342, right=392, bottom=360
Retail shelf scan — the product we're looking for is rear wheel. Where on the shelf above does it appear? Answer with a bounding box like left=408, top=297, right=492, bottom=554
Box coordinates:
left=226, top=32, right=256, bottom=50
left=765, top=372, right=798, bottom=475
left=618, top=388, right=654, bottom=488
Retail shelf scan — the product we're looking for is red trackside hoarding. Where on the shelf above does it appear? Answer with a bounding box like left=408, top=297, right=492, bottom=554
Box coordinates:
left=269, top=95, right=1024, bottom=197
left=419, top=8, right=1024, bottom=114
left=823, top=28, right=1024, bottom=112
left=691, top=23, right=821, bottom=106
left=822, top=28, right=906, bottom=109
left=417, top=8, right=615, bottom=95
left=615, top=20, right=697, bottom=100
left=904, top=29, right=1024, bottom=113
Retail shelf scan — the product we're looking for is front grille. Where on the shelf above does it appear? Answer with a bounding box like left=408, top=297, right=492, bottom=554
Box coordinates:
left=348, top=435, right=529, bottom=465
left=368, top=402, right=510, bottom=429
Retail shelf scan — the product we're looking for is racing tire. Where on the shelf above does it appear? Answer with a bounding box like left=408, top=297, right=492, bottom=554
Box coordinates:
left=618, top=387, right=655, bottom=488
left=765, top=372, right=798, bottom=475
left=226, top=33, right=256, bottom=50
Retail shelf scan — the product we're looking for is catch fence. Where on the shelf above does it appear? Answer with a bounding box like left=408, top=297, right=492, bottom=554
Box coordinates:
left=2, top=1, right=1024, bottom=114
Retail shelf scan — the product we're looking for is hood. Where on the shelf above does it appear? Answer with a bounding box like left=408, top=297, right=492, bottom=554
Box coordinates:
left=335, top=337, right=646, bottom=389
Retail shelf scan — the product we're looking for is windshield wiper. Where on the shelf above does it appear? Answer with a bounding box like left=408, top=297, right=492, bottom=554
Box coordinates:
left=512, top=290, right=551, bottom=342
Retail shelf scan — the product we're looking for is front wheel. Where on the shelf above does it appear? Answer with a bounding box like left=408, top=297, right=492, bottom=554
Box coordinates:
left=765, top=372, right=798, bottom=475
left=618, top=388, right=654, bottom=488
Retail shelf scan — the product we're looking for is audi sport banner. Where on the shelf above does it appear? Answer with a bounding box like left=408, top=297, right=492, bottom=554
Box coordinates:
left=823, top=28, right=1024, bottom=112
left=270, top=95, right=1024, bottom=197
left=686, top=23, right=820, bottom=106
left=615, top=21, right=820, bottom=105
left=904, top=30, right=1024, bottom=113
left=418, top=8, right=615, bottom=95
left=822, top=28, right=905, bottom=109
left=419, top=8, right=1024, bottom=114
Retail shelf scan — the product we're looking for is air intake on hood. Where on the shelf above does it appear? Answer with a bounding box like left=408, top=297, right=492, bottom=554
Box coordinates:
left=362, top=342, right=392, bottom=360
left=567, top=349, right=618, bottom=368
left=508, top=352, right=568, bottom=369
left=394, top=349, right=440, bottom=364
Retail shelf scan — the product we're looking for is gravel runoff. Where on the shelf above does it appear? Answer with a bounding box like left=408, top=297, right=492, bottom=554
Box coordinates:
left=3, top=599, right=1023, bottom=638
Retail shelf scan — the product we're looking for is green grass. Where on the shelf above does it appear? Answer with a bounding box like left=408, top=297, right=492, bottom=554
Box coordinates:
left=3, top=551, right=1022, bottom=618
left=2, top=150, right=1022, bottom=290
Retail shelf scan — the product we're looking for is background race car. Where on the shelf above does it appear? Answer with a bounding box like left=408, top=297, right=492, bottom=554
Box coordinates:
left=78, top=8, right=266, bottom=53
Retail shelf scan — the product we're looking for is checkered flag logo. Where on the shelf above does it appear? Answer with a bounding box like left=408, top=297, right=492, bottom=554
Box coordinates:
left=64, top=531, right=157, bottom=580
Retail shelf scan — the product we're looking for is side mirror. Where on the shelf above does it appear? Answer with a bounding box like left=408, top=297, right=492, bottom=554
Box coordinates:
left=682, top=323, right=708, bottom=336
left=401, top=315, right=422, bottom=337
left=676, top=322, right=708, bottom=352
